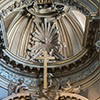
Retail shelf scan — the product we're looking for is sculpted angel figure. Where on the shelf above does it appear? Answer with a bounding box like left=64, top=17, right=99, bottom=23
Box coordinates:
left=61, top=81, right=73, bottom=93
left=60, top=81, right=81, bottom=94
left=8, top=82, right=16, bottom=96
left=8, top=78, right=28, bottom=96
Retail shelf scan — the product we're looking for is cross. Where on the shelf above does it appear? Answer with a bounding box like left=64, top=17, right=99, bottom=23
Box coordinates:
left=36, top=50, right=55, bottom=89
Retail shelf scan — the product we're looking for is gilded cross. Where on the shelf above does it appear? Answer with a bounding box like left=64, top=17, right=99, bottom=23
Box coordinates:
left=36, top=50, right=55, bottom=89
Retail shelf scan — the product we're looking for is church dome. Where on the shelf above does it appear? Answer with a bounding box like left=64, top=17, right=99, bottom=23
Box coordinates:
left=4, top=2, right=87, bottom=68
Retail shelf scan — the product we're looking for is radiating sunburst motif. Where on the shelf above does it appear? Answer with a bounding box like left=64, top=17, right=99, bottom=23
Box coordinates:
left=27, top=19, right=63, bottom=61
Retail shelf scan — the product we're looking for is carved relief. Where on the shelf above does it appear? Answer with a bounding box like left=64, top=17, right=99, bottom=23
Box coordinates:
left=8, top=78, right=28, bottom=95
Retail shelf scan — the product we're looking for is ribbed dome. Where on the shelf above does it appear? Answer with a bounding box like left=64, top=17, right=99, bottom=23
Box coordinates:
left=5, top=2, right=86, bottom=66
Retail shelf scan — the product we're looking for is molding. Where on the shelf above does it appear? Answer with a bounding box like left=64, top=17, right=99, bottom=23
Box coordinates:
left=0, top=60, right=99, bottom=90
left=3, top=48, right=88, bottom=68
left=73, top=66, right=100, bottom=90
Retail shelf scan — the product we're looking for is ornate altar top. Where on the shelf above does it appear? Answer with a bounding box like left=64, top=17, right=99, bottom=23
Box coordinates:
left=0, top=1, right=99, bottom=99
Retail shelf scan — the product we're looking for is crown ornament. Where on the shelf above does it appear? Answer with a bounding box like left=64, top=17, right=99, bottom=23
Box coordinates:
left=37, top=0, right=53, bottom=4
